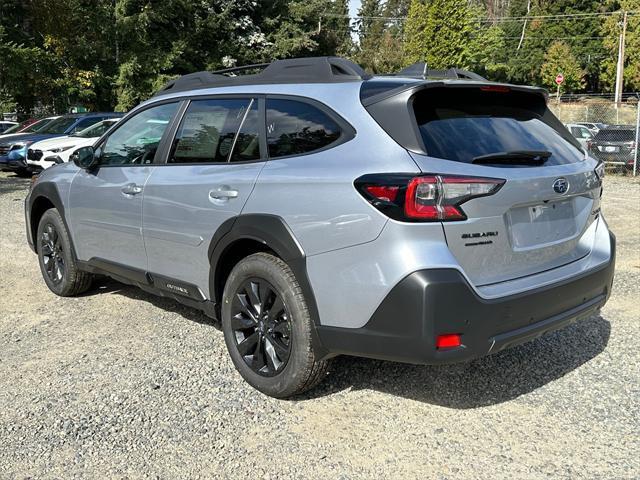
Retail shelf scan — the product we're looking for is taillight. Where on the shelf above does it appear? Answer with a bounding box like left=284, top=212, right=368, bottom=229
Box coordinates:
left=355, top=174, right=505, bottom=222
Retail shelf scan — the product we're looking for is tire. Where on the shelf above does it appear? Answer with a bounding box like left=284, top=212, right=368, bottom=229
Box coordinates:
left=221, top=252, right=329, bottom=398
left=37, top=208, right=93, bottom=296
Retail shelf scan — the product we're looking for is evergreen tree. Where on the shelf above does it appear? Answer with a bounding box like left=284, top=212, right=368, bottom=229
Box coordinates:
left=600, top=1, right=640, bottom=92
left=540, top=41, right=586, bottom=93
left=404, top=0, right=475, bottom=70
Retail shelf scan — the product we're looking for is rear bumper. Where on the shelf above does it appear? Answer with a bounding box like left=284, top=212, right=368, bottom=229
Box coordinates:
left=317, top=232, right=616, bottom=364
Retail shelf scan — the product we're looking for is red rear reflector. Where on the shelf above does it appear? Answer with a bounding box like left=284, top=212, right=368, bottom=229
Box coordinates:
left=365, top=185, right=399, bottom=202
left=480, top=85, right=511, bottom=93
left=436, top=334, right=461, bottom=349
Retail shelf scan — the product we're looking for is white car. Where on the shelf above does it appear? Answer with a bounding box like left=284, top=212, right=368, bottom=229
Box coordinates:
left=566, top=123, right=594, bottom=149
left=26, top=118, right=120, bottom=171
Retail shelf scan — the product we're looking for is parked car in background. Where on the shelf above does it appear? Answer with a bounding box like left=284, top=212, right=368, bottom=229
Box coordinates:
left=576, top=122, right=608, bottom=134
left=588, top=125, right=637, bottom=170
left=1, top=113, right=122, bottom=176
left=0, top=121, right=18, bottom=133
left=26, top=118, right=121, bottom=172
left=566, top=123, right=594, bottom=149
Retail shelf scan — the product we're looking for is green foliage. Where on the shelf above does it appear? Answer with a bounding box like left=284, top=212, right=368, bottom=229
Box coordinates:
left=2, top=0, right=640, bottom=116
left=540, top=41, right=586, bottom=93
left=404, top=0, right=485, bottom=71
left=600, top=1, right=640, bottom=91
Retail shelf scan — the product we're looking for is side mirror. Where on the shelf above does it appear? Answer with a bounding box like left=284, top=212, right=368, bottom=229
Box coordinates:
left=71, top=146, right=97, bottom=170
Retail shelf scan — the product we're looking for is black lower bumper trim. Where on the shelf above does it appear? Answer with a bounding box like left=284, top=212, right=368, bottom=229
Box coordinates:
left=317, top=232, right=616, bottom=365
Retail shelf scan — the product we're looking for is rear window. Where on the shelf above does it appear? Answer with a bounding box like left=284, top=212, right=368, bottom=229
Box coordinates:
left=594, top=129, right=635, bottom=141
left=413, top=88, right=584, bottom=165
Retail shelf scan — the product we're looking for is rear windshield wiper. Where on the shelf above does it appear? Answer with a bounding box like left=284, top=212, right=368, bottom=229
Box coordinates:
left=472, top=150, right=552, bottom=165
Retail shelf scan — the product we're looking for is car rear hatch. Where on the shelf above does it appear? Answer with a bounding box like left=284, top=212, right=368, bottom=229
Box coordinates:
left=364, top=81, right=603, bottom=287
left=590, top=128, right=636, bottom=161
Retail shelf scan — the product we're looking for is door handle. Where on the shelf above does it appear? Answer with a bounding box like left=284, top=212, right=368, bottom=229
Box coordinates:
left=122, top=183, right=143, bottom=195
left=209, top=187, right=239, bottom=200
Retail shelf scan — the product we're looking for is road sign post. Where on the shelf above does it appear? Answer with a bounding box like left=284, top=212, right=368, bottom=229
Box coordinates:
left=555, top=74, right=564, bottom=105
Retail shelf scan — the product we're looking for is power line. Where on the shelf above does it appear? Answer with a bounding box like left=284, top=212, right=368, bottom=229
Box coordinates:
left=320, top=10, right=640, bottom=23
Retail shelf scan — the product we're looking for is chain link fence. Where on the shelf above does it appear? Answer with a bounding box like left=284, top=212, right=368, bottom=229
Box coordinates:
left=549, top=98, right=639, bottom=176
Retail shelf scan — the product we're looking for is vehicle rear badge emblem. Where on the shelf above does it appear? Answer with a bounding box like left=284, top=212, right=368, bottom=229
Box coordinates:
left=553, top=178, right=569, bottom=195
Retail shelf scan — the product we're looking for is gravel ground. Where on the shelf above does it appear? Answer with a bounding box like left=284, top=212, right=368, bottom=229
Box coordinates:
left=0, top=171, right=638, bottom=479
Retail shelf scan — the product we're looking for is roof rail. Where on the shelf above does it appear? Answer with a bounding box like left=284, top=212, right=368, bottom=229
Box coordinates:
left=155, top=57, right=372, bottom=96
left=393, top=62, right=487, bottom=81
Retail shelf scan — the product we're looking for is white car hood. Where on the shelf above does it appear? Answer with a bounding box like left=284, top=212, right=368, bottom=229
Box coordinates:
left=30, top=135, right=98, bottom=153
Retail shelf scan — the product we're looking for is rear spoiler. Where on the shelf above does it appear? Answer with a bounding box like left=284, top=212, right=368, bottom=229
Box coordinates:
left=361, top=79, right=549, bottom=107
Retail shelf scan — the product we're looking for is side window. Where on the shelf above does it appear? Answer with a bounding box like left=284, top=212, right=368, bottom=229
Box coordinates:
left=578, top=127, right=592, bottom=139
left=100, top=103, right=178, bottom=166
left=169, top=98, right=252, bottom=164
left=266, top=99, right=341, bottom=158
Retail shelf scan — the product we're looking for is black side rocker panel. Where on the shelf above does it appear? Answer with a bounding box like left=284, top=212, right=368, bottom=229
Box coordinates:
left=317, top=232, right=616, bottom=365
left=77, top=258, right=218, bottom=319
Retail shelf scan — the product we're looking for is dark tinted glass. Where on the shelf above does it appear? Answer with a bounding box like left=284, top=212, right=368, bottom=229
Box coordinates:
left=25, top=118, right=55, bottom=133
left=266, top=99, right=341, bottom=158
left=170, top=99, right=251, bottom=164
left=414, top=89, right=584, bottom=166
left=40, top=117, right=78, bottom=134
left=100, top=102, right=178, bottom=166
left=595, top=129, right=635, bottom=141
left=230, top=100, right=260, bottom=162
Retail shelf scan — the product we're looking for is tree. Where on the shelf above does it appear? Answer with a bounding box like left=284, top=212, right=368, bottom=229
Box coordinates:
left=540, top=41, right=586, bottom=93
left=404, top=0, right=475, bottom=69
left=600, top=1, right=640, bottom=92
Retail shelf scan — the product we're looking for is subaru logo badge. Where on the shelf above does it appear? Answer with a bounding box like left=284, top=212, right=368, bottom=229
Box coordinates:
left=553, top=178, right=569, bottom=195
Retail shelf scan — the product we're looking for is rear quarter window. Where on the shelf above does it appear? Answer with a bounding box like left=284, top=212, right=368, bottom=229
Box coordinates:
left=266, top=99, right=342, bottom=158
left=413, top=88, right=584, bottom=165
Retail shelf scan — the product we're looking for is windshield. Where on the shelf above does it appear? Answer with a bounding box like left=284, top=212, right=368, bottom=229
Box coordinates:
left=2, top=123, right=20, bottom=134
left=413, top=88, right=584, bottom=166
left=39, top=117, right=78, bottom=134
left=73, top=120, right=117, bottom=138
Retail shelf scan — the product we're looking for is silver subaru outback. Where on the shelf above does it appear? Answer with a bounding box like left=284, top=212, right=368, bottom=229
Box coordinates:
left=25, top=57, right=615, bottom=398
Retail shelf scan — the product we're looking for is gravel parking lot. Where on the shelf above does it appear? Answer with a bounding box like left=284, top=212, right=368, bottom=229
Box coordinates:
left=0, top=171, right=638, bottom=479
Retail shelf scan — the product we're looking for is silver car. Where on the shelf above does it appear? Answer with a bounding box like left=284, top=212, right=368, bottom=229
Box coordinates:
left=25, top=57, right=615, bottom=398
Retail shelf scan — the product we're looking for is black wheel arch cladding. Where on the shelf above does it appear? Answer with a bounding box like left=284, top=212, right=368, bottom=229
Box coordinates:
left=28, top=181, right=79, bottom=260
left=209, top=214, right=329, bottom=356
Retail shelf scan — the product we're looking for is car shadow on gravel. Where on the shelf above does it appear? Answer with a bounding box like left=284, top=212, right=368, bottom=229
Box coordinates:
left=0, top=173, right=30, bottom=195
left=307, top=314, right=611, bottom=408
left=84, top=278, right=610, bottom=408
left=88, top=278, right=220, bottom=328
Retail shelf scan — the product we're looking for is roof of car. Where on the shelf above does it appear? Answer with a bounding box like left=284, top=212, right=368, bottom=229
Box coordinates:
left=154, top=57, right=490, bottom=98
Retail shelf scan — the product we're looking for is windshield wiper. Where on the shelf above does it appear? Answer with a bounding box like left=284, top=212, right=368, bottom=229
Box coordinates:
left=472, top=150, right=552, bottom=165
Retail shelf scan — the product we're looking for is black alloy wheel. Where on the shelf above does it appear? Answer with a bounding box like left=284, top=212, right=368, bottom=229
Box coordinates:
left=230, top=278, right=292, bottom=376
left=40, top=223, right=65, bottom=284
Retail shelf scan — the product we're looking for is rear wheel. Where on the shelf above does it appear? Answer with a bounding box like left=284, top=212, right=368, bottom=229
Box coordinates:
left=37, top=209, right=93, bottom=296
left=221, top=253, right=329, bottom=398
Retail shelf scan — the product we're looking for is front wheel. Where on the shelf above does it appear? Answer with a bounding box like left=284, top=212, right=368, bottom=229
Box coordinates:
left=221, top=253, right=329, bottom=398
left=37, top=208, right=93, bottom=296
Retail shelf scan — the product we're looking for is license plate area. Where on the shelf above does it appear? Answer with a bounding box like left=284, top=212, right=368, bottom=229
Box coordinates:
left=508, top=199, right=577, bottom=249
left=600, top=146, right=620, bottom=152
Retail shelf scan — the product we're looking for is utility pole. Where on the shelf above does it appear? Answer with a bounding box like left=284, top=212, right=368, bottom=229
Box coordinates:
left=614, top=11, right=628, bottom=105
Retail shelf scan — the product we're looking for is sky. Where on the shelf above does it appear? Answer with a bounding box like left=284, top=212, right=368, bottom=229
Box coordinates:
left=349, top=0, right=362, bottom=19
